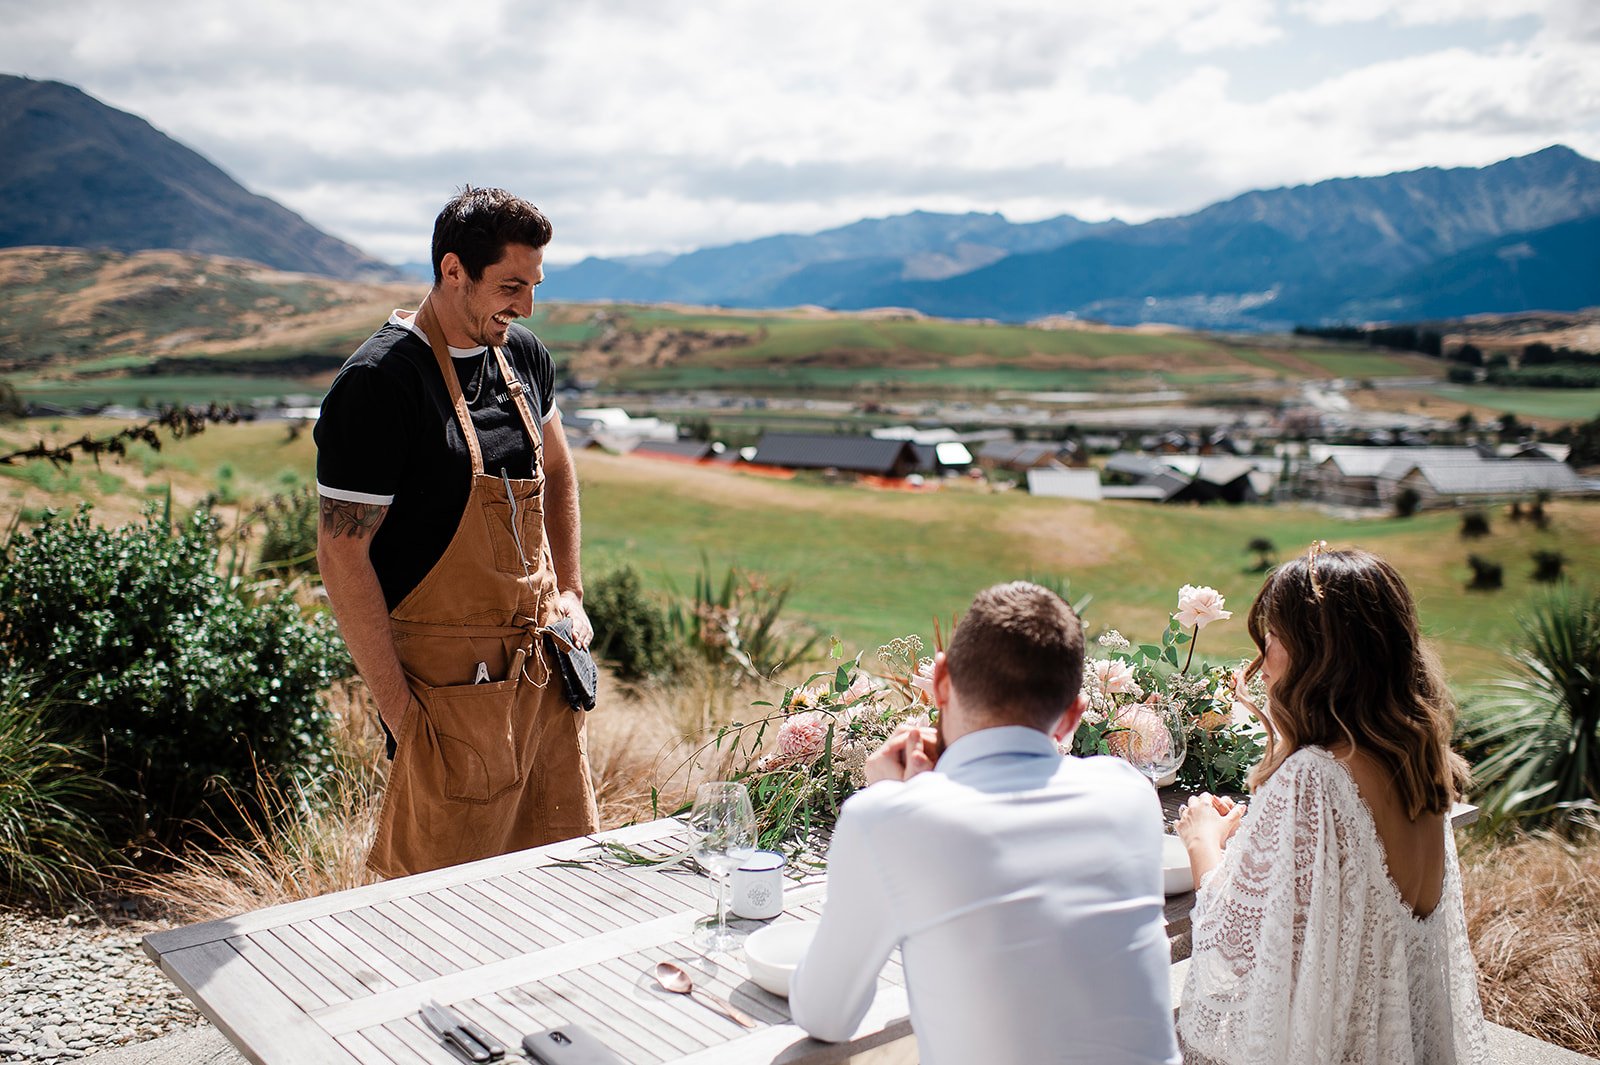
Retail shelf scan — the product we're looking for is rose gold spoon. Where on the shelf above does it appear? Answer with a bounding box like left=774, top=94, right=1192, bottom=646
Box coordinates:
left=654, top=961, right=757, bottom=1028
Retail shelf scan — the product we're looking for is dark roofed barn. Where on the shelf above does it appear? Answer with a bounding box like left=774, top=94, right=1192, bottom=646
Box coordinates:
left=752, top=433, right=920, bottom=478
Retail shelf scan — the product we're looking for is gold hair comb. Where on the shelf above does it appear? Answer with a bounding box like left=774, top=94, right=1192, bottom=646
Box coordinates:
left=1307, top=539, right=1328, bottom=600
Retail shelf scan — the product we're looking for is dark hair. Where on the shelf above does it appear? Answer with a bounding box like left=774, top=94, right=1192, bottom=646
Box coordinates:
left=431, top=186, right=553, bottom=284
left=1244, top=547, right=1469, bottom=817
left=944, top=581, right=1085, bottom=730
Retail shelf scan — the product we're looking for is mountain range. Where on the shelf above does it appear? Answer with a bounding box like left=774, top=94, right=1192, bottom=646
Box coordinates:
left=4, top=73, right=1596, bottom=329
left=549, top=146, right=1600, bottom=329
left=0, top=75, right=397, bottom=281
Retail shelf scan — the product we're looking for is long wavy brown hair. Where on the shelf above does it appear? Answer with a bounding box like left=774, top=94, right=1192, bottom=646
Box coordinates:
left=1243, top=547, right=1469, bottom=818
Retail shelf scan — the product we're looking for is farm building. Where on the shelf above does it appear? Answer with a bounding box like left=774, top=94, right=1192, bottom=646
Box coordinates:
left=1026, top=468, right=1103, bottom=500
left=1298, top=445, right=1594, bottom=509
left=631, top=439, right=718, bottom=463
left=750, top=433, right=921, bottom=478
left=1391, top=459, right=1587, bottom=509
left=979, top=439, right=1079, bottom=473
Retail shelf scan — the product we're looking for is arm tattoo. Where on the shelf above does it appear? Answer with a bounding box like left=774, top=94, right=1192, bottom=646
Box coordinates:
left=320, top=499, right=386, bottom=540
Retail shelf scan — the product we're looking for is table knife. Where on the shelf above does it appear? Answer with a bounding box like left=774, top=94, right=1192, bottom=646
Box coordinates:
left=421, top=1002, right=491, bottom=1063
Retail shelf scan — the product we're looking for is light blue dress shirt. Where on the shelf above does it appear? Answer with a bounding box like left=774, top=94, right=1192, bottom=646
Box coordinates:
left=789, top=726, right=1180, bottom=1065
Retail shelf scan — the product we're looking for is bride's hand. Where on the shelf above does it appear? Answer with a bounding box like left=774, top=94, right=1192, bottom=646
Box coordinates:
left=1228, top=669, right=1271, bottom=737
left=1177, top=793, right=1247, bottom=890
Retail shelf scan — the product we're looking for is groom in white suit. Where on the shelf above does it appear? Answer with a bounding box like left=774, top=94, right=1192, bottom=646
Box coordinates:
left=789, top=581, right=1180, bottom=1065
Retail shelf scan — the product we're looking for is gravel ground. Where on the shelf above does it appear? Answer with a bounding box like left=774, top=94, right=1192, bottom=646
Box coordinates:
left=0, top=906, right=201, bottom=1063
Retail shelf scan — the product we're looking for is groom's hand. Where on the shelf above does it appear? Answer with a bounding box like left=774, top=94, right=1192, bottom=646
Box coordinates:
left=865, top=726, right=937, bottom=784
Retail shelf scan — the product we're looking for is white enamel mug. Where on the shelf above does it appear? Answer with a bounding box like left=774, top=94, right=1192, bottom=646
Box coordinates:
left=730, top=850, right=786, bottom=920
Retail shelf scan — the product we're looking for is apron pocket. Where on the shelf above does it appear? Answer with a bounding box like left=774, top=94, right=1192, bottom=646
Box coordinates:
left=481, top=473, right=544, bottom=576
left=419, top=676, right=524, bottom=803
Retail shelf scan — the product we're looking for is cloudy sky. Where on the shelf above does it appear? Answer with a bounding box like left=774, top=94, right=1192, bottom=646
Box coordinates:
left=4, top=0, right=1598, bottom=266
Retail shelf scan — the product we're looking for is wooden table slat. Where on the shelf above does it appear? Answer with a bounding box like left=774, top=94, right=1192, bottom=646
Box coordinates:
left=559, top=861, right=711, bottom=916
left=513, top=868, right=641, bottom=933
left=482, top=872, right=609, bottom=941
left=560, top=966, right=705, bottom=1057
left=558, top=865, right=679, bottom=923
left=387, top=1015, right=460, bottom=1065
left=438, top=883, right=549, bottom=952
left=387, top=896, right=503, bottom=967
left=335, top=1031, right=404, bottom=1065
left=158, top=938, right=352, bottom=1064
left=530, top=976, right=665, bottom=1063
left=457, top=879, right=567, bottom=948
left=598, top=952, right=735, bottom=1046
left=268, top=924, right=373, bottom=1002
left=471, top=989, right=555, bottom=1049
left=300, top=916, right=402, bottom=993
left=411, top=892, right=522, bottom=960
left=242, top=928, right=349, bottom=1007
left=220, top=932, right=328, bottom=1014
left=331, top=909, right=450, bottom=981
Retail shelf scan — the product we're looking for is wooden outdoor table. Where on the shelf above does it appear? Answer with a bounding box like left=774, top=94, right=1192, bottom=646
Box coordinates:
left=144, top=801, right=1479, bottom=1065
left=144, top=819, right=907, bottom=1065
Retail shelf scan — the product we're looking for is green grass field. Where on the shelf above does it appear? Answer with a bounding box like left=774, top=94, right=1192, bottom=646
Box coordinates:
left=9, top=375, right=323, bottom=407
left=1427, top=385, right=1600, bottom=422
left=5, top=419, right=1594, bottom=687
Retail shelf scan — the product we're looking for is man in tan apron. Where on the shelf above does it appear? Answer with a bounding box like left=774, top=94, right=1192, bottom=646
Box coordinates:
left=315, top=187, right=599, bottom=878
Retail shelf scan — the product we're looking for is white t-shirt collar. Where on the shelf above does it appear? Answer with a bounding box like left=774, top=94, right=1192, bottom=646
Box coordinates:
left=389, top=308, right=487, bottom=360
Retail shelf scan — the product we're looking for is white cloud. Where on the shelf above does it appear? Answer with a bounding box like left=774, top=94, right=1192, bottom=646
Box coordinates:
left=1, top=0, right=1596, bottom=262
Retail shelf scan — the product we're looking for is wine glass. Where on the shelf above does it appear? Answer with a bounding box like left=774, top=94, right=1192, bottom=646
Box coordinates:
left=1114, top=701, right=1187, bottom=788
left=689, top=781, right=758, bottom=951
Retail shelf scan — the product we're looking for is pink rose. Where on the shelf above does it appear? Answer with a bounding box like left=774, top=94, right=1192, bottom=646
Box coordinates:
left=842, top=673, right=879, bottom=704
left=1105, top=705, right=1173, bottom=763
left=1090, top=658, right=1140, bottom=696
left=776, top=711, right=832, bottom=759
left=1176, top=585, right=1232, bottom=629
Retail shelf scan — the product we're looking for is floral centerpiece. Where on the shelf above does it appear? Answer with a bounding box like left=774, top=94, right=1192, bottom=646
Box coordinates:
left=705, top=635, right=936, bottom=852
left=1071, top=585, right=1265, bottom=793
left=674, top=587, right=1265, bottom=857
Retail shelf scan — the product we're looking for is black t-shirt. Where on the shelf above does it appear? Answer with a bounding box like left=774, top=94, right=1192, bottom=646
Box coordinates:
left=315, top=317, right=557, bottom=609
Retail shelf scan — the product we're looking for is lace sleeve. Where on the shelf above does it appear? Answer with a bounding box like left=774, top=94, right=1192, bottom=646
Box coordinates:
left=1178, top=752, right=1352, bottom=1065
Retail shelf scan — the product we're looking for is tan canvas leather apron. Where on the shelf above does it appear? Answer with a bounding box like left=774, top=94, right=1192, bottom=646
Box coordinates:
left=366, top=299, right=599, bottom=879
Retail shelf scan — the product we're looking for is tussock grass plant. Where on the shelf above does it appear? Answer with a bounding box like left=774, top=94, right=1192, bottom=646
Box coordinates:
left=1461, top=825, right=1600, bottom=1056
left=0, top=675, right=115, bottom=906
left=129, top=679, right=384, bottom=922
left=132, top=764, right=380, bottom=922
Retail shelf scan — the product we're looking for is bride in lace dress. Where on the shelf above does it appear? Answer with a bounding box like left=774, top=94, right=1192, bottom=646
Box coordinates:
left=1175, top=546, right=1489, bottom=1065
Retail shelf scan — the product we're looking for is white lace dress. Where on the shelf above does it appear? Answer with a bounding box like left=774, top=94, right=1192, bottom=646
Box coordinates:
left=1178, top=747, right=1489, bottom=1065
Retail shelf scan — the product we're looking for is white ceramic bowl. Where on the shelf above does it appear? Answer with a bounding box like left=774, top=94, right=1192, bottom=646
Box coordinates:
left=743, top=921, right=818, bottom=997
left=1162, top=834, right=1195, bottom=895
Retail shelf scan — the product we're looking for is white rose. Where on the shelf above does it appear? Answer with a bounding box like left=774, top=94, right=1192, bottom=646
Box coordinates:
left=1090, top=658, right=1140, bottom=696
left=1176, top=584, right=1232, bottom=629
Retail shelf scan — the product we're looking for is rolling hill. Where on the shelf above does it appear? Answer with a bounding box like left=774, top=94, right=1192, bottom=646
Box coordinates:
left=0, top=75, right=398, bottom=281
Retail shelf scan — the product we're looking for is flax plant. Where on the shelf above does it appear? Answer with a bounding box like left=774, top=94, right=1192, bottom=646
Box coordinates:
left=1460, top=586, right=1600, bottom=828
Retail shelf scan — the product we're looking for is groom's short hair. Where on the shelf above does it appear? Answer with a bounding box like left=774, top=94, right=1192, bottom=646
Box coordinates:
left=945, top=581, right=1084, bottom=730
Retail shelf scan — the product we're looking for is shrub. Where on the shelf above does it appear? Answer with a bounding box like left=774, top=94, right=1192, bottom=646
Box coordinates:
left=1458, top=586, right=1600, bottom=827
left=1394, top=487, right=1422, bottom=518
left=1467, top=555, right=1504, bottom=590
left=0, top=672, right=115, bottom=905
left=0, top=505, right=350, bottom=839
left=1533, top=550, right=1566, bottom=583
left=255, top=487, right=320, bottom=576
left=1461, top=510, right=1491, bottom=538
left=1245, top=537, right=1276, bottom=573
left=585, top=565, right=676, bottom=682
